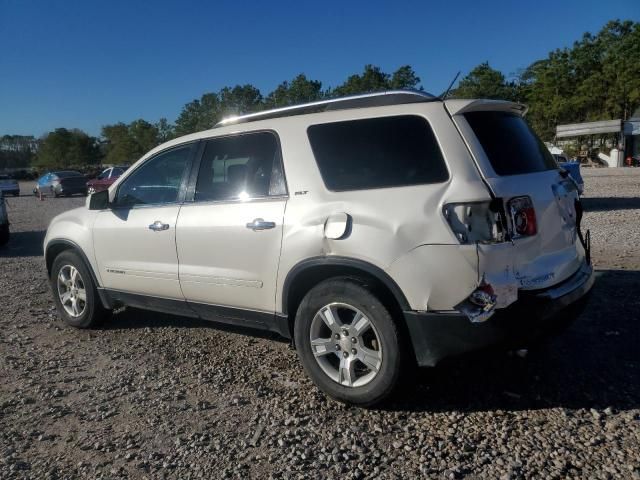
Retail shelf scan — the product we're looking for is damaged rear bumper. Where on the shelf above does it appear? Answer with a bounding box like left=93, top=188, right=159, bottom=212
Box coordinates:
left=403, top=261, right=595, bottom=367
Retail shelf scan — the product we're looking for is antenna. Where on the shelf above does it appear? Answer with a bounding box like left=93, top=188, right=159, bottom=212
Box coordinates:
left=440, top=71, right=461, bottom=100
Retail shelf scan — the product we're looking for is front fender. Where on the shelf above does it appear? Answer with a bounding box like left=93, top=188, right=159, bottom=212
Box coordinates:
left=44, top=208, right=101, bottom=285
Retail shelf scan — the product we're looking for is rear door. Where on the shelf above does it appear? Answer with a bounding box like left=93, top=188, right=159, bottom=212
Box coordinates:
left=448, top=100, right=585, bottom=289
left=176, top=131, right=287, bottom=326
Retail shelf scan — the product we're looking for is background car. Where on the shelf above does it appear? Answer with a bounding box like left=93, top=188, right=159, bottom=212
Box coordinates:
left=552, top=154, right=585, bottom=194
left=0, top=191, right=9, bottom=245
left=34, top=171, right=88, bottom=197
left=86, top=166, right=127, bottom=194
left=0, top=174, right=20, bottom=196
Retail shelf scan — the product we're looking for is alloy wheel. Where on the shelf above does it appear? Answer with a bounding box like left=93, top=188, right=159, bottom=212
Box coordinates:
left=57, top=265, right=87, bottom=318
left=309, top=302, right=383, bottom=387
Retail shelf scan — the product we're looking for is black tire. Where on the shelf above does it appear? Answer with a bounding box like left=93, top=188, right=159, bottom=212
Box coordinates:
left=50, top=250, right=109, bottom=328
left=294, top=278, right=403, bottom=407
left=0, top=224, right=9, bottom=246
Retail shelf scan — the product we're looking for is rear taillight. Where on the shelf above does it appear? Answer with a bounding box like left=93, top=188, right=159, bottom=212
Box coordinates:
left=443, top=201, right=507, bottom=244
left=508, top=196, right=537, bottom=237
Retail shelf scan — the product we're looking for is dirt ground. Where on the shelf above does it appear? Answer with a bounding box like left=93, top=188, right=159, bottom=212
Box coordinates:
left=1, top=170, right=639, bottom=479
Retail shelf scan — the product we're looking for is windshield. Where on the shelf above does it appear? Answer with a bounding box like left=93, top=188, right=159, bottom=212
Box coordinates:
left=465, top=111, right=557, bottom=176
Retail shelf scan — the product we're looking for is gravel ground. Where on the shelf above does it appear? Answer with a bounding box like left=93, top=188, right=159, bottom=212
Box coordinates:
left=1, top=171, right=639, bottom=480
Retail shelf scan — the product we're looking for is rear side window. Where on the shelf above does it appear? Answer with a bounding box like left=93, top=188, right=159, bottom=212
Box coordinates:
left=465, top=111, right=557, bottom=176
left=194, top=131, right=286, bottom=202
left=307, top=115, right=449, bottom=191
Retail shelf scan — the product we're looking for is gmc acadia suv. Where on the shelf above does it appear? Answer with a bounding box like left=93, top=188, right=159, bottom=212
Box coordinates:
left=44, top=91, right=594, bottom=406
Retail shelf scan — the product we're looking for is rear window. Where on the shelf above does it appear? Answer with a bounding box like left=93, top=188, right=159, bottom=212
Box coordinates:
left=307, top=115, right=449, bottom=191
left=465, top=111, right=557, bottom=176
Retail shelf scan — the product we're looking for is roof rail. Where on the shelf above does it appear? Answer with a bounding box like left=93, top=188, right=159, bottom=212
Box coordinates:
left=215, top=89, right=437, bottom=127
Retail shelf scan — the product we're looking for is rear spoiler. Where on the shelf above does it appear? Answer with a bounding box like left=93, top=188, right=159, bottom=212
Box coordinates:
left=444, top=99, right=528, bottom=117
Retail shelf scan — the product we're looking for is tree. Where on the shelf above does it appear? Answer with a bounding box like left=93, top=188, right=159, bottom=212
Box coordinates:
left=452, top=62, right=519, bottom=100
left=0, top=135, right=38, bottom=169
left=331, top=65, right=421, bottom=97
left=264, top=74, right=323, bottom=108
left=101, top=119, right=162, bottom=165
left=129, top=119, right=160, bottom=154
left=36, top=129, right=100, bottom=168
left=174, top=99, right=205, bottom=137
left=155, top=118, right=175, bottom=143
left=521, top=20, right=640, bottom=139
left=174, top=85, right=263, bottom=136
left=218, top=84, right=263, bottom=117
left=332, top=65, right=391, bottom=96
left=390, top=65, right=421, bottom=90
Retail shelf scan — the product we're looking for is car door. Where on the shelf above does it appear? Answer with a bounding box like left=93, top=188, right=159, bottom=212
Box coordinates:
left=176, top=131, right=287, bottom=327
left=93, top=143, right=196, bottom=301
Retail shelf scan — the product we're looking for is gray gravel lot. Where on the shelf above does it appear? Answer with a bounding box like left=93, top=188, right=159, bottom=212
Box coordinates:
left=1, top=171, right=639, bottom=479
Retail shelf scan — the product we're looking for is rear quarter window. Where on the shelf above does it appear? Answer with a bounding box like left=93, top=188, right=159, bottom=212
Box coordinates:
left=465, top=111, right=557, bottom=176
left=307, top=115, right=449, bottom=191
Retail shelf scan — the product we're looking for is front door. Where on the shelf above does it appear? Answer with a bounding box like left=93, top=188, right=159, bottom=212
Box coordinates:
left=93, top=143, right=195, bottom=300
left=176, top=131, right=287, bottom=325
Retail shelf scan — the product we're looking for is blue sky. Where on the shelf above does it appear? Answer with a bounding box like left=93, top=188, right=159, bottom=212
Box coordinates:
left=1, top=0, right=638, bottom=137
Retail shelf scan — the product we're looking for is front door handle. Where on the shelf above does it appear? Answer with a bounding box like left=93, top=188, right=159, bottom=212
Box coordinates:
left=149, top=220, right=170, bottom=232
left=246, top=218, right=276, bottom=231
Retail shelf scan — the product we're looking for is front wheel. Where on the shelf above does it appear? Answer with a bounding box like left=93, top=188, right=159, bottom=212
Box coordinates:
left=294, top=278, right=403, bottom=406
left=50, top=250, right=109, bottom=328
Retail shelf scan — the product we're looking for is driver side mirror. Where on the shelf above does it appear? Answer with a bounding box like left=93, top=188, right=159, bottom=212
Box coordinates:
left=89, top=189, right=111, bottom=210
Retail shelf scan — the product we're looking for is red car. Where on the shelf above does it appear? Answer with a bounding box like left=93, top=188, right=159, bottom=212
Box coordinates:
left=86, top=166, right=128, bottom=194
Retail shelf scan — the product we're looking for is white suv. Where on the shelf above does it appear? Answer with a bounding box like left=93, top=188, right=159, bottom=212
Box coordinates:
left=44, top=91, right=594, bottom=405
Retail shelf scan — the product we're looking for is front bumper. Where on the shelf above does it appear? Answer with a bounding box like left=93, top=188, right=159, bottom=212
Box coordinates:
left=404, top=261, right=595, bottom=366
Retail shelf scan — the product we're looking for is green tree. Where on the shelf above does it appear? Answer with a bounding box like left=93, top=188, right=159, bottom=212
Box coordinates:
left=174, top=85, right=263, bottom=136
left=522, top=20, right=640, bottom=139
left=101, top=123, right=137, bottom=165
left=36, top=128, right=99, bottom=168
left=0, top=135, right=37, bottom=169
left=332, top=64, right=391, bottom=96
left=155, top=118, right=175, bottom=143
left=101, top=119, right=161, bottom=165
left=219, top=84, right=263, bottom=117
left=332, top=64, right=421, bottom=97
left=174, top=99, right=205, bottom=137
left=390, top=65, right=422, bottom=90
left=264, top=74, right=323, bottom=108
left=452, top=62, right=519, bottom=100
left=129, top=119, right=160, bottom=154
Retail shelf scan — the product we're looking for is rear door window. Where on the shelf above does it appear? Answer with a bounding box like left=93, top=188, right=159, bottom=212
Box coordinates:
left=194, top=131, right=286, bottom=202
left=307, top=115, right=449, bottom=191
left=465, top=111, right=557, bottom=176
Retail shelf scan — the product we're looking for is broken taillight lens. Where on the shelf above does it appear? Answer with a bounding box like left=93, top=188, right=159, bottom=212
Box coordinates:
left=443, top=201, right=506, bottom=244
left=508, top=196, right=537, bottom=237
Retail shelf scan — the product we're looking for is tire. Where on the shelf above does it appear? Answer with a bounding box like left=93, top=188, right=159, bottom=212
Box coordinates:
left=0, top=224, right=9, bottom=246
left=50, top=250, right=109, bottom=328
left=294, top=278, right=403, bottom=406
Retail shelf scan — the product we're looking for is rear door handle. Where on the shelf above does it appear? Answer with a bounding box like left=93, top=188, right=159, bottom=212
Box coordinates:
left=246, top=218, right=276, bottom=231
left=149, top=220, right=170, bottom=232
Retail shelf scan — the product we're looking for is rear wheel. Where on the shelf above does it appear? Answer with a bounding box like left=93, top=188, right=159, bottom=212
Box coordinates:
left=50, top=250, right=109, bottom=328
left=294, top=278, right=403, bottom=406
